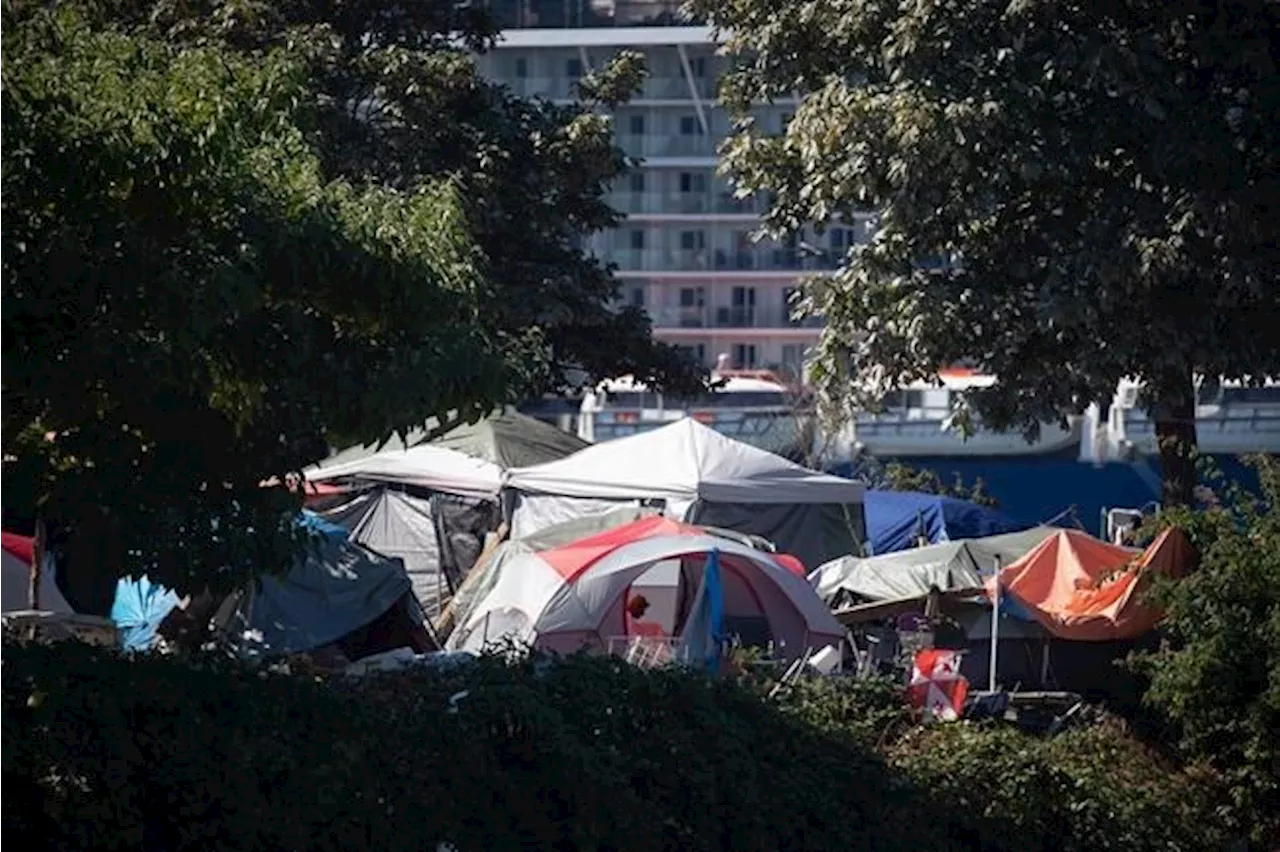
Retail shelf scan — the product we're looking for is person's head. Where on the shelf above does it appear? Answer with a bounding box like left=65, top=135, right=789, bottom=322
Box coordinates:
left=627, top=594, right=650, bottom=619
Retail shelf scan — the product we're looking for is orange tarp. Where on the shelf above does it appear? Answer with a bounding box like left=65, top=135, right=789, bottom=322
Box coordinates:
left=987, top=527, right=1194, bottom=641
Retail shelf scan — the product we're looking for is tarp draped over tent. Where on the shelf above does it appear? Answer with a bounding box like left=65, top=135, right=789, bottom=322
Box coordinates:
left=811, top=526, right=1058, bottom=605
left=505, top=417, right=867, bottom=572
left=2, top=530, right=73, bottom=614
left=306, top=444, right=502, bottom=499
left=863, top=490, right=1026, bottom=556
left=212, top=513, right=418, bottom=657
left=432, top=411, right=590, bottom=469
left=447, top=515, right=844, bottom=661
left=988, top=527, right=1194, bottom=641
left=312, top=410, right=588, bottom=474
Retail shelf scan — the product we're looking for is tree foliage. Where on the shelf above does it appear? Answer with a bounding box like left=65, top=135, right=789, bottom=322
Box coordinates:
left=695, top=0, right=1280, bottom=505
left=2, top=0, right=700, bottom=593
left=1130, top=454, right=1280, bottom=844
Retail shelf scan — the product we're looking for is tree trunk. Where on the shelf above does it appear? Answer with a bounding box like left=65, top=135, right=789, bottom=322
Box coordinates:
left=1151, top=375, right=1199, bottom=508
left=29, top=518, right=45, bottom=610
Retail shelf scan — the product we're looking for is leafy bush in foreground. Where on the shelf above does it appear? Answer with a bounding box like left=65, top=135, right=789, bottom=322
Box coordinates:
left=2, top=640, right=1238, bottom=852
left=1130, top=454, right=1280, bottom=845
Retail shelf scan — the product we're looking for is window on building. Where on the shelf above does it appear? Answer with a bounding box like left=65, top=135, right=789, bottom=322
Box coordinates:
left=628, top=114, right=645, bottom=136
left=679, top=115, right=702, bottom=136
left=629, top=229, right=646, bottom=250
left=781, top=344, right=807, bottom=372
left=628, top=286, right=646, bottom=307
left=781, top=112, right=793, bottom=132
left=732, top=344, right=758, bottom=369
left=629, top=171, right=646, bottom=193
left=678, top=172, right=708, bottom=193
left=677, top=344, right=708, bottom=365
left=567, top=58, right=583, bottom=79
left=679, top=230, right=706, bottom=251
left=689, top=56, right=707, bottom=77
left=679, top=287, right=705, bottom=308
left=831, top=227, right=858, bottom=251
left=514, top=57, right=528, bottom=78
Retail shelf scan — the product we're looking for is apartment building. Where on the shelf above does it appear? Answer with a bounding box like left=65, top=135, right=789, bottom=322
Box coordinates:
left=472, top=0, right=876, bottom=378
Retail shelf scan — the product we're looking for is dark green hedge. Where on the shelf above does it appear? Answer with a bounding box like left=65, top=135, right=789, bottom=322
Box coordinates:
left=2, top=640, right=1235, bottom=852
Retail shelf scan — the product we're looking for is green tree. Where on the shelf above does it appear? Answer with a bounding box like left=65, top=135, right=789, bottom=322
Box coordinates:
left=127, top=0, right=697, bottom=409
left=694, top=0, right=1280, bottom=505
left=1130, top=455, right=1280, bottom=845
left=1, top=0, right=699, bottom=596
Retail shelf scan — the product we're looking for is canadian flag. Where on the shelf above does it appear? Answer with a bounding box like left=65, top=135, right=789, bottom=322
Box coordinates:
left=906, top=649, right=969, bottom=721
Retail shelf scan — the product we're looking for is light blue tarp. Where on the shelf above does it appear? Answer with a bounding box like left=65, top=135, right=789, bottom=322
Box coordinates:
left=216, top=511, right=413, bottom=657
left=863, top=490, right=1026, bottom=556
left=110, top=575, right=181, bottom=651
left=680, top=549, right=725, bottom=673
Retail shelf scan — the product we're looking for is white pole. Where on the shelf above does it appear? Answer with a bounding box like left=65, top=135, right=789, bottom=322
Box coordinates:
left=988, top=556, right=1000, bottom=693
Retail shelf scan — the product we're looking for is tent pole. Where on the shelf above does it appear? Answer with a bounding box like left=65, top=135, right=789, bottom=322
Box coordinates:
left=988, top=556, right=1000, bottom=693
left=1040, top=639, right=1051, bottom=687
left=30, top=518, right=46, bottom=611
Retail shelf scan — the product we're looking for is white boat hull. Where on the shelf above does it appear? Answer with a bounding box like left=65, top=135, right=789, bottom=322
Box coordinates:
left=1118, top=409, right=1280, bottom=456
left=848, top=417, right=1081, bottom=458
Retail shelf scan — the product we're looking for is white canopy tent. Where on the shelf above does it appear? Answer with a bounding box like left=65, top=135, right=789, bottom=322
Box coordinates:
left=505, top=418, right=867, bottom=572
left=306, top=444, right=502, bottom=499
left=305, top=445, right=505, bottom=617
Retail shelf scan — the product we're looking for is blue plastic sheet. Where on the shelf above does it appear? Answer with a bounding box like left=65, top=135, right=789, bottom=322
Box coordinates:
left=863, top=490, right=1026, bottom=556
left=111, top=575, right=180, bottom=651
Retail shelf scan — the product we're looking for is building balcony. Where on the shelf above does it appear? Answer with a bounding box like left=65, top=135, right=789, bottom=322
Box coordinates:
left=481, top=0, right=699, bottom=29
left=611, top=191, right=762, bottom=216
left=647, top=305, right=825, bottom=330
left=607, top=247, right=845, bottom=273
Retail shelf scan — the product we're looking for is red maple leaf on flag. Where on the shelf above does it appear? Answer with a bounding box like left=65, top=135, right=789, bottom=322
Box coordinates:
left=906, top=649, right=969, bottom=721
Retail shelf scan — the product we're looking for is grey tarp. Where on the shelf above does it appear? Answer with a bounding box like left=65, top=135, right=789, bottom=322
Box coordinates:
left=810, top=526, right=1059, bottom=604
left=212, top=532, right=412, bottom=658
left=319, top=409, right=586, bottom=471
left=687, top=501, right=866, bottom=575
left=432, top=411, right=589, bottom=469
left=321, top=489, right=496, bottom=617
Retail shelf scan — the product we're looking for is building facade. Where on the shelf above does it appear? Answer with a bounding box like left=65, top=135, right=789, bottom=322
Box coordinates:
left=473, top=1, right=875, bottom=379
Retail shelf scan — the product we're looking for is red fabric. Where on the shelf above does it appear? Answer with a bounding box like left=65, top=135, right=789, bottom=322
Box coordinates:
left=1, top=531, right=34, bottom=565
left=540, top=516, right=705, bottom=579
left=906, top=649, right=969, bottom=721
left=772, top=553, right=807, bottom=577
left=988, top=527, right=1193, bottom=641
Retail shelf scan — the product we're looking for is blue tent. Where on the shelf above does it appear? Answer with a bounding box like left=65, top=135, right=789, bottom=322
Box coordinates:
left=862, top=490, right=1027, bottom=556
left=111, top=575, right=181, bottom=652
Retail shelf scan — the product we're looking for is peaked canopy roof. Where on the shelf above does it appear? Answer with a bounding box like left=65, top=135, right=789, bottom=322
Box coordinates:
left=305, top=443, right=502, bottom=499
left=434, top=411, right=589, bottom=469
left=318, top=409, right=586, bottom=472
left=506, top=417, right=866, bottom=504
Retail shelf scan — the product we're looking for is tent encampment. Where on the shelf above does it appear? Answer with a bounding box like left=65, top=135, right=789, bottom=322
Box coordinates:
left=211, top=513, right=431, bottom=659
left=446, top=515, right=845, bottom=661
left=989, top=527, right=1193, bottom=641
left=2, top=530, right=73, bottom=614
left=863, top=490, right=1026, bottom=556
left=811, top=526, right=1058, bottom=607
left=305, top=413, right=588, bottom=615
left=505, top=417, right=867, bottom=572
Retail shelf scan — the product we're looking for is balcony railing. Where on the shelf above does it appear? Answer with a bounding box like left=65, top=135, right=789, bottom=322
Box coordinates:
left=482, top=0, right=700, bottom=29
left=606, top=247, right=846, bottom=273
left=610, top=191, right=763, bottom=216
left=648, top=305, right=825, bottom=330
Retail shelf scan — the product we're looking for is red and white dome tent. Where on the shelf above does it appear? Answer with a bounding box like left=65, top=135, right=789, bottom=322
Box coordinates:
left=2, top=530, right=73, bottom=614
left=445, top=515, right=845, bottom=663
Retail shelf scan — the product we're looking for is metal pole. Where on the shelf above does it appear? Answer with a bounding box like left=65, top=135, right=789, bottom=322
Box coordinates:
left=988, top=556, right=1000, bottom=693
